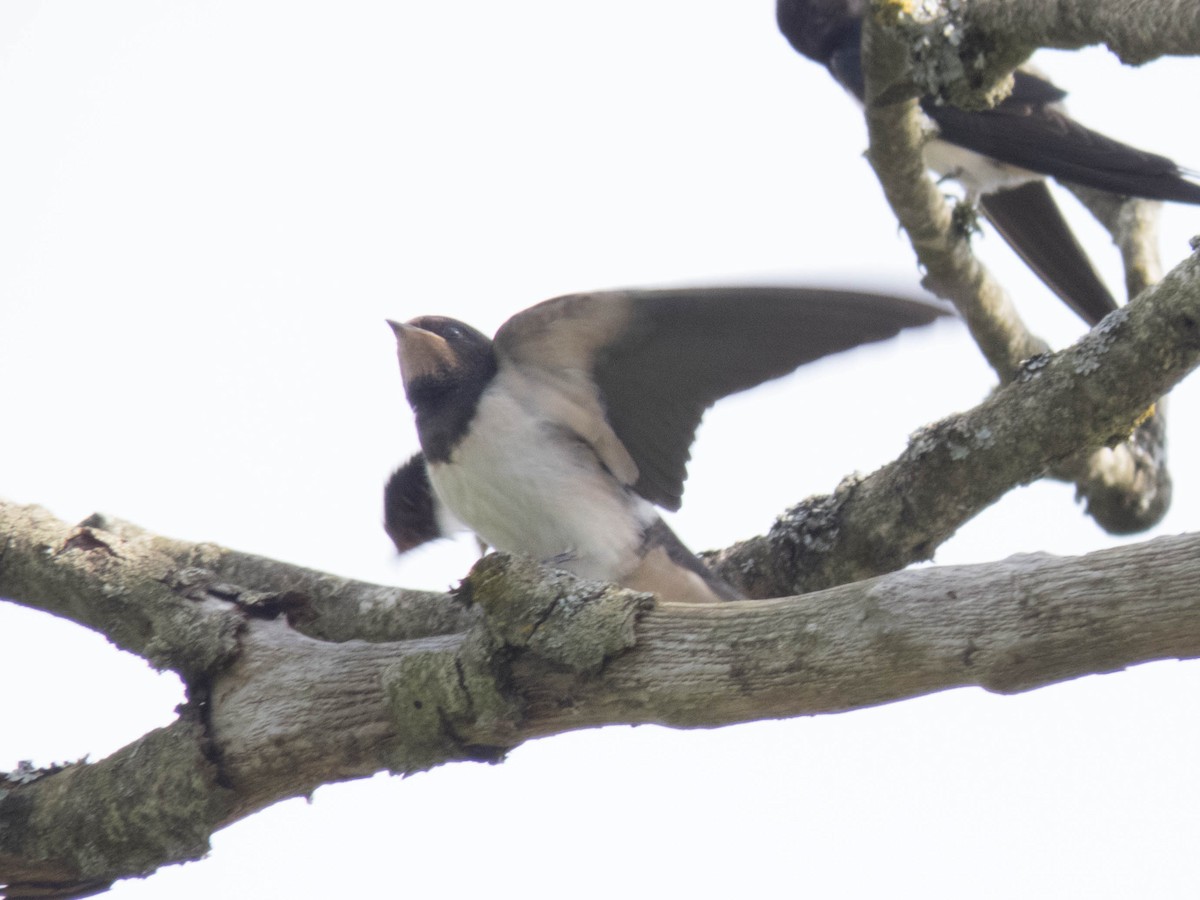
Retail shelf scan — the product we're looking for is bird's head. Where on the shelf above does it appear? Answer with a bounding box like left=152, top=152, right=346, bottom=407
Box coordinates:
left=387, top=316, right=497, bottom=413
left=776, top=0, right=865, bottom=64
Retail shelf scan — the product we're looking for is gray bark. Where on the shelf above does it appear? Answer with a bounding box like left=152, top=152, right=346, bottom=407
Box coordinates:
left=5, top=505, right=1200, bottom=897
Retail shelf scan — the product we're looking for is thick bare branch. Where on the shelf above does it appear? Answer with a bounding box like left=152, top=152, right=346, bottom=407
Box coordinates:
left=0, top=505, right=243, bottom=682
left=0, top=715, right=233, bottom=900
left=959, top=0, right=1200, bottom=66
left=872, top=0, right=1200, bottom=110
left=0, top=506, right=477, bottom=671
left=6, top=524, right=1200, bottom=894
left=201, top=547, right=476, bottom=643
left=1052, top=190, right=1171, bottom=533
left=519, top=533, right=1200, bottom=734
left=73, top=513, right=479, bottom=644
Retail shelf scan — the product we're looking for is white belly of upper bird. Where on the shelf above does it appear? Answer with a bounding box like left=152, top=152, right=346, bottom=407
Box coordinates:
left=923, top=137, right=1040, bottom=195
left=426, top=377, right=658, bottom=582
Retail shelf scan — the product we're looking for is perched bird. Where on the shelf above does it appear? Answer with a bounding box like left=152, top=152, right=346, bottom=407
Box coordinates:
left=776, top=0, right=1200, bottom=326
left=385, top=286, right=947, bottom=603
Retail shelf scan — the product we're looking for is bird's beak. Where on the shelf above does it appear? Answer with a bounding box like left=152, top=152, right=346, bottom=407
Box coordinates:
left=387, top=319, right=456, bottom=389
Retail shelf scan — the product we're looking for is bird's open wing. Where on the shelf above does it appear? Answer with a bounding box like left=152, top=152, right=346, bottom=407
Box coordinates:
left=496, top=287, right=948, bottom=511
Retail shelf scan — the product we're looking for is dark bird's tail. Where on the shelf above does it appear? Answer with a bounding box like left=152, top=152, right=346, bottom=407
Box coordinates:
left=979, top=182, right=1119, bottom=326
left=623, top=518, right=743, bottom=603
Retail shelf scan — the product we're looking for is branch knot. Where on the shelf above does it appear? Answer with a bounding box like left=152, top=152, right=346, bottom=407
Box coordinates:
left=462, top=553, right=655, bottom=676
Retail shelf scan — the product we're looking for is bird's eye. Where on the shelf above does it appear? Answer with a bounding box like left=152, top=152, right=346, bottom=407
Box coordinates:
left=443, top=324, right=465, bottom=340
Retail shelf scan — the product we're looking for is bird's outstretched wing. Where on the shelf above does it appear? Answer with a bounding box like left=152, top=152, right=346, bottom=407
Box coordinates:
left=496, top=286, right=948, bottom=510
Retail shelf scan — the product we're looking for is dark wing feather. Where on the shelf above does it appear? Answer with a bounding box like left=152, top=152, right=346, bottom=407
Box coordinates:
left=502, top=287, right=946, bottom=512
left=384, top=452, right=446, bottom=553
left=979, top=181, right=1118, bottom=326
left=597, top=288, right=947, bottom=509
left=927, top=71, right=1200, bottom=204
left=999, top=68, right=1068, bottom=106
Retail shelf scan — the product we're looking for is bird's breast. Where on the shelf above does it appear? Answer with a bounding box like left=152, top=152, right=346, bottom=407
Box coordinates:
left=924, top=137, right=1040, bottom=195
left=426, top=380, right=655, bottom=583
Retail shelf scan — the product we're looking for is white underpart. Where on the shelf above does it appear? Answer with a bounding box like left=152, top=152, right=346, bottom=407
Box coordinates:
left=845, top=84, right=1042, bottom=195
left=431, top=496, right=466, bottom=541
left=923, top=137, right=1040, bottom=195
left=427, top=374, right=658, bottom=583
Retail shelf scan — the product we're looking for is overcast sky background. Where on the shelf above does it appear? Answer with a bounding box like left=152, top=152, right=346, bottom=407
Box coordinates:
left=2, top=2, right=1200, bottom=897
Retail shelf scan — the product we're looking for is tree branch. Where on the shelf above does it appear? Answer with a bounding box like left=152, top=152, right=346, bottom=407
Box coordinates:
left=958, top=0, right=1200, bottom=66
left=5, top=514, right=1200, bottom=895
left=0, top=715, right=233, bottom=900
left=1055, top=191, right=1171, bottom=533
left=872, top=0, right=1200, bottom=110
left=0, top=505, right=242, bottom=683
left=0, top=506, right=478, bottom=660
left=860, top=14, right=1045, bottom=380
left=518, top=532, right=1200, bottom=734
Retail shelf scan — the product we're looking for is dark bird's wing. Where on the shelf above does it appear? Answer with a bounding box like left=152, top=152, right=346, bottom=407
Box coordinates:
left=496, top=287, right=947, bottom=511
left=978, top=182, right=1118, bottom=325
left=926, top=71, right=1200, bottom=205
left=384, top=452, right=449, bottom=553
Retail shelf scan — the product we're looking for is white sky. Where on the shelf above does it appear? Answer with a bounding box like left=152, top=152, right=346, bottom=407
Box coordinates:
left=2, top=2, right=1199, bottom=897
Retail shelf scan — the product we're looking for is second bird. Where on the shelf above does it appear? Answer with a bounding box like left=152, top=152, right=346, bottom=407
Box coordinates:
left=776, top=0, right=1200, bottom=326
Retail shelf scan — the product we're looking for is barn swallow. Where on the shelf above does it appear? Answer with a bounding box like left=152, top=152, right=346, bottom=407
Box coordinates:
left=776, top=0, right=1200, bottom=326
left=385, top=286, right=947, bottom=603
